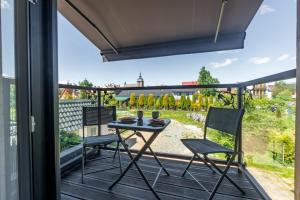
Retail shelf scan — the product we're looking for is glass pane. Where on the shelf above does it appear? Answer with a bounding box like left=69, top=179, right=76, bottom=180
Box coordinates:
left=0, top=0, right=18, bottom=199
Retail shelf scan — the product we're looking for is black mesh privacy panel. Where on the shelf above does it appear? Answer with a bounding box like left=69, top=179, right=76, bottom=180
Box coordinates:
left=206, top=107, right=243, bottom=135
left=83, top=106, right=116, bottom=126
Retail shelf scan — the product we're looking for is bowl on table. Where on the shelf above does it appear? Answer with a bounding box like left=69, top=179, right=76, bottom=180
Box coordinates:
left=119, top=116, right=136, bottom=124
left=148, top=118, right=165, bottom=127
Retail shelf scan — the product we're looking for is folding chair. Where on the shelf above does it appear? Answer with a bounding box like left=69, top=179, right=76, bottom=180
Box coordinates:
left=81, top=106, right=122, bottom=184
left=181, top=107, right=245, bottom=200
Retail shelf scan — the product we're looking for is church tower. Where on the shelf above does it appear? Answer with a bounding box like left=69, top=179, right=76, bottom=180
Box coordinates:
left=137, top=73, right=144, bottom=87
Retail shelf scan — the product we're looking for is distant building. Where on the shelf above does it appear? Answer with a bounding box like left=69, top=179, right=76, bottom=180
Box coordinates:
left=182, top=81, right=198, bottom=86
left=253, top=83, right=267, bottom=98
left=124, top=73, right=144, bottom=87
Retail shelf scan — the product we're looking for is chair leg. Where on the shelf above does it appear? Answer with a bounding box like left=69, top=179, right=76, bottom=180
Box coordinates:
left=117, top=142, right=122, bottom=174
left=208, top=154, right=245, bottom=200
left=205, top=155, right=245, bottom=195
left=196, top=154, right=217, bottom=174
left=113, top=142, right=119, bottom=160
left=182, top=154, right=196, bottom=177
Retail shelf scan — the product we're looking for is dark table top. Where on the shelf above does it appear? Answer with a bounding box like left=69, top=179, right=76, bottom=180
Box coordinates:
left=108, top=118, right=171, bottom=132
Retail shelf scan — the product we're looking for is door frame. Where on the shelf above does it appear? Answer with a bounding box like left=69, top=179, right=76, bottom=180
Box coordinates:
left=14, top=0, right=60, bottom=199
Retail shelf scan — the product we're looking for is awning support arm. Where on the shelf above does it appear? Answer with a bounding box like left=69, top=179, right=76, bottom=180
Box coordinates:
left=65, top=0, right=119, bottom=54
left=214, top=0, right=228, bottom=43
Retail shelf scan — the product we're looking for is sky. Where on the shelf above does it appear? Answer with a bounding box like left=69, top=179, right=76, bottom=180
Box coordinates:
left=1, top=0, right=297, bottom=86
left=57, top=0, right=297, bottom=87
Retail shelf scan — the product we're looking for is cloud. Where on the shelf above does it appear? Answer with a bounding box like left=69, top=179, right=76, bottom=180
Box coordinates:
left=259, top=4, right=275, bottom=15
left=209, top=58, right=238, bottom=68
left=290, top=56, right=296, bottom=60
left=1, top=0, right=10, bottom=9
left=277, top=54, right=289, bottom=61
left=249, top=57, right=271, bottom=64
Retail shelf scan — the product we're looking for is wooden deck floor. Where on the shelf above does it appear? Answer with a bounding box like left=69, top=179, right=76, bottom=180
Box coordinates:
left=61, top=150, right=264, bottom=200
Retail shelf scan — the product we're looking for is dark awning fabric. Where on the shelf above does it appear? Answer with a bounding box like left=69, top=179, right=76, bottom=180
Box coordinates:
left=58, top=0, right=262, bottom=62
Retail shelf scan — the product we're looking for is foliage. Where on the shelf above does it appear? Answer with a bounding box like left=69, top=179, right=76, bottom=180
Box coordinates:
left=186, top=96, right=191, bottom=110
left=60, top=130, right=81, bottom=151
left=129, top=93, right=136, bottom=108
left=178, top=95, right=186, bottom=109
left=192, top=94, right=197, bottom=104
left=78, top=79, right=94, bottom=99
left=147, top=94, right=155, bottom=109
left=207, top=129, right=234, bottom=149
left=197, top=66, right=219, bottom=96
left=272, top=81, right=294, bottom=98
left=162, top=94, right=169, bottom=109
left=155, top=96, right=162, bottom=109
left=198, top=93, right=203, bottom=110
left=138, top=93, right=145, bottom=108
left=169, top=94, right=176, bottom=109
left=103, top=92, right=116, bottom=105
left=64, top=87, right=74, bottom=100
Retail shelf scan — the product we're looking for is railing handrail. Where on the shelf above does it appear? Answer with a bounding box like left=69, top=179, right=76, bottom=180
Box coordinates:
left=58, top=68, right=296, bottom=91
left=240, top=69, right=296, bottom=87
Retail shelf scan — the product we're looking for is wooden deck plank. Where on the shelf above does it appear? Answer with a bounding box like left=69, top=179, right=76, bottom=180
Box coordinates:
left=62, top=150, right=263, bottom=200
left=80, top=165, right=260, bottom=199
left=92, top=151, right=249, bottom=180
left=61, top=194, right=82, bottom=200
left=85, top=157, right=252, bottom=188
left=62, top=180, right=133, bottom=200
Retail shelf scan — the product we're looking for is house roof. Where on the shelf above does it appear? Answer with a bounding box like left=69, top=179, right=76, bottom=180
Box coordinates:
left=58, top=0, right=262, bottom=61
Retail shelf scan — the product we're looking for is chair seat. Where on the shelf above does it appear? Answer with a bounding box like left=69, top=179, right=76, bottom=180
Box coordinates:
left=181, top=139, right=233, bottom=155
left=84, top=134, right=119, bottom=147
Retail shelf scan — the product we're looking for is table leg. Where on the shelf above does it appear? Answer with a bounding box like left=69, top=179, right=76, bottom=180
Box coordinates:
left=136, top=132, right=170, bottom=176
left=109, top=129, right=161, bottom=199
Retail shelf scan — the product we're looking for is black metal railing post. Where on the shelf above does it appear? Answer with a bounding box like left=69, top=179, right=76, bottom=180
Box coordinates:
left=237, top=86, right=244, bottom=169
left=97, top=89, right=102, bottom=136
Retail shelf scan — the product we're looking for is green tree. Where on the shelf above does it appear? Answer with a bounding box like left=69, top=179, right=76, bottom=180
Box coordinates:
left=129, top=93, right=136, bottom=108
left=138, top=93, right=145, bottom=108
left=272, top=81, right=294, bottom=98
left=179, top=95, right=186, bottom=110
left=147, top=94, right=155, bottom=109
left=192, top=94, right=197, bottom=104
left=78, top=78, right=93, bottom=99
left=144, top=95, right=148, bottom=108
left=198, top=93, right=203, bottom=110
left=209, top=95, right=214, bottom=105
left=169, top=94, right=176, bottom=109
left=155, top=97, right=161, bottom=109
left=186, top=96, right=191, bottom=110
left=203, top=96, right=209, bottom=110
left=162, top=94, right=169, bottom=109
left=197, top=66, right=219, bottom=96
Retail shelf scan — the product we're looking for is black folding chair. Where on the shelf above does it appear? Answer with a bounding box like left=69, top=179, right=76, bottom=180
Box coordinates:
left=81, top=106, right=122, bottom=183
left=181, top=107, right=245, bottom=200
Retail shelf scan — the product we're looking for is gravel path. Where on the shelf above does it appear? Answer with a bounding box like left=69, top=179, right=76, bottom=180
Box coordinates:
left=129, top=119, right=203, bottom=155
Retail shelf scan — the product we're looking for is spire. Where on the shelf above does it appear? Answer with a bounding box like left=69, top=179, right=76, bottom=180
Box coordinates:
left=137, top=72, right=144, bottom=87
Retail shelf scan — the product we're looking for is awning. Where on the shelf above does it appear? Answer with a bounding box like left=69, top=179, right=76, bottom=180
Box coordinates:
left=58, top=0, right=262, bottom=62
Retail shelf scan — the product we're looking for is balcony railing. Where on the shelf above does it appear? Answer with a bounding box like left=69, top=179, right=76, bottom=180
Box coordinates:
left=58, top=69, right=296, bottom=200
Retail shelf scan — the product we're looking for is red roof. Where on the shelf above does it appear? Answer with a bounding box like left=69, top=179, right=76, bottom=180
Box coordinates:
left=182, top=81, right=198, bottom=86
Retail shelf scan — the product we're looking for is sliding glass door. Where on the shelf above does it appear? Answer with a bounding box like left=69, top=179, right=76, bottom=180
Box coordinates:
left=0, top=0, right=19, bottom=199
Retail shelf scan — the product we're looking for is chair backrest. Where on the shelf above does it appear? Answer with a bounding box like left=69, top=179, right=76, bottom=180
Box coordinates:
left=82, top=106, right=116, bottom=127
left=204, top=107, right=244, bottom=150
